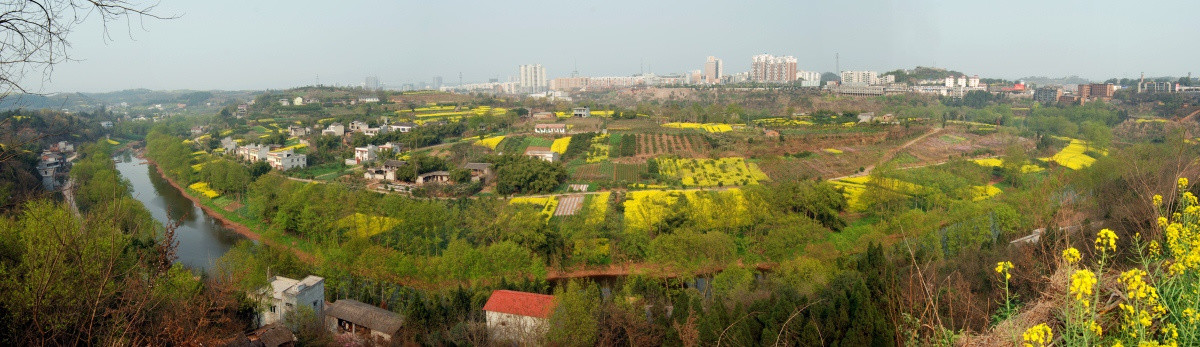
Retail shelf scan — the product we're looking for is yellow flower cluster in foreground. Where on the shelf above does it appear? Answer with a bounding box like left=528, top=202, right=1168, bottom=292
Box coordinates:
left=1022, top=323, right=1052, bottom=347
left=188, top=182, right=220, bottom=199
left=656, top=157, right=768, bottom=187
left=550, top=137, right=571, bottom=154
left=474, top=136, right=505, bottom=150
left=661, top=122, right=733, bottom=133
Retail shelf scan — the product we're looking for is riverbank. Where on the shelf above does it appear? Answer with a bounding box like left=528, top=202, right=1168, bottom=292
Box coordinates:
left=137, top=150, right=316, bottom=263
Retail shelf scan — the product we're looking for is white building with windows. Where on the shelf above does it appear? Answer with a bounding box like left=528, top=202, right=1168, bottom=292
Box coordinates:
left=519, top=64, right=547, bottom=93
left=840, top=71, right=893, bottom=86
left=255, top=275, right=325, bottom=328
left=267, top=149, right=307, bottom=171
left=797, top=71, right=821, bottom=87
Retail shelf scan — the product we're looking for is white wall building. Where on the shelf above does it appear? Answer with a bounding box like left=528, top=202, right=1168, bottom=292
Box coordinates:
left=797, top=70, right=821, bottom=87
left=483, top=290, right=555, bottom=345
left=267, top=149, right=307, bottom=171
left=750, top=54, right=798, bottom=83
left=841, top=71, right=893, bottom=86
left=519, top=64, right=547, bottom=93
left=255, top=275, right=325, bottom=328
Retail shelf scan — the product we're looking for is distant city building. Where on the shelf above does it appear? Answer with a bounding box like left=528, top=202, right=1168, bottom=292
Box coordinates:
left=703, top=56, right=723, bottom=84
left=750, top=54, right=797, bottom=83
left=432, top=76, right=443, bottom=89
left=519, top=64, right=547, bottom=93
left=841, top=71, right=894, bottom=86
left=1078, top=83, right=1115, bottom=102
left=943, top=75, right=980, bottom=88
left=796, top=71, right=821, bottom=87
left=550, top=77, right=589, bottom=91
left=1034, top=87, right=1063, bottom=104
left=365, top=76, right=380, bottom=91
left=1138, top=81, right=1175, bottom=93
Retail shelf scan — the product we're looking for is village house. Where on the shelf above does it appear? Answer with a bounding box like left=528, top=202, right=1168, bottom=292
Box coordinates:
left=220, top=137, right=237, bottom=153
left=572, top=107, right=591, bottom=117
left=364, top=160, right=406, bottom=181
left=324, top=299, right=404, bottom=344
left=483, top=290, right=556, bottom=344
left=231, top=323, right=296, bottom=347
left=293, top=97, right=304, bottom=106
left=349, top=142, right=400, bottom=165
left=100, top=121, right=114, bottom=128
left=278, top=99, right=290, bottom=106
left=266, top=149, right=307, bottom=171
left=288, top=125, right=309, bottom=137
left=357, top=97, right=381, bottom=103
left=37, top=151, right=64, bottom=190
left=254, top=275, right=325, bottom=328
left=388, top=122, right=416, bottom=133
left=416, top=171, right=451, bottom=185
left=236, top=144, right=271, bottom=162
left=524, top=146, right=559, bottom=162
left=533, top=123, right=567, bottom=134
left=362, top=126, right=388, bottom=137
left=54, top=141, right=75, bottom=153
left=531, top=111, right=556, bottom=120
left=348, top=121, right=369, bottom=133
left=190, top=126, right=207, bottom=136
left=463, top=162, right=493, bottom=182
left=322, top=123, right=345, bottom=137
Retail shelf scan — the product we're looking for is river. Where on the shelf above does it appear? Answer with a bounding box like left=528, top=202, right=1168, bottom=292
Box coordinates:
left=114, top=151, right=246, bottom=273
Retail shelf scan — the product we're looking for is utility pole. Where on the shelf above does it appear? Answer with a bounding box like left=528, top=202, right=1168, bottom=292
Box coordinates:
left=835, top=53, right=840, bottom=74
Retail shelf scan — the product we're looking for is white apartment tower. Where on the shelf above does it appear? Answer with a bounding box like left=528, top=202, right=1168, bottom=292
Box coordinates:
left=704, top=56, right=723, bottom=84
left=750, top=54, right=798, bottom=83
left=840, top=71, right=893, bottom=86
left=519, top=64, right=547, bottom=93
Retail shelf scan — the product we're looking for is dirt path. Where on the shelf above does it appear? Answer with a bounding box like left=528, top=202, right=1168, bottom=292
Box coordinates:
left=829, top=127, right=944, bottom=181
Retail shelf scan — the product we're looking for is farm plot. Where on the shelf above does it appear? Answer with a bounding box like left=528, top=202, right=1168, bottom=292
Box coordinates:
left=614, top=163, right=647, bottom=181
left=829, top=176, right=926, bottom=211
left=337, top=213, right=402, bottom=238
left=635, top=134, right=708, bottom=157
left=510, top=196, right=559, bottom=220
left=570, top=162, right=614, bottom=181
left=623, top=189, right=750, bottom=233
left=656, top=157, right=769, bottom=187
left=554, top=195, right=585, bottom=216
left=661, top=122, right=733, bottom=133
left=1040, top=138, right=1101, bottom=170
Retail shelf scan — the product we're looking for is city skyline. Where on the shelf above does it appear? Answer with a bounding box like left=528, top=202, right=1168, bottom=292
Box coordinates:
left=25, top=0, right=1200, bottom=93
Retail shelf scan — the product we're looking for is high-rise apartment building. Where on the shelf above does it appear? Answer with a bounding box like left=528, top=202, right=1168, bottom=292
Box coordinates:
left=365, top=76, right=380, bottom=91
left=1034, top=87, right=1063, bottom=104
left=703, top=56, right=723, bottom=84
left=519, top=64, right=547, bottom=93
left=841, top=71, right=894, bottom=86
left=750, top=54, right=797, bottom=83
left=1078, top=83, right=1115, bottom=101
left=432, top=76, right=443, bottom=89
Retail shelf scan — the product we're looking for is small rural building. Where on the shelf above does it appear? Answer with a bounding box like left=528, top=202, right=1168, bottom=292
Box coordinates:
left=532, top=111, right=556, bottom=119
left=267, top=150, right=307, bottom=171
left=100, top=121, right=114, bottom=128
left=483, top=290, right=556, bottom=344
left=237, top=144, right=270, bottom=162
left=348, top=121, right=369, bottom=133
left=417, top=171, right=452, bottom=184
left=534, top=123, right=567, bottom=134
left=389, top=122, right=416, bottom=133
left=524, top=147, right=559, bottom=162
left=324, top=299, right=404, bottom=344
left=463, top=162, right=493, bottom=182
left=254, top=275, right=325, bottom=328
left=856, top=112, right=876, bottom=123
left=322, top=123, right=345, bottom=137
left=288, top=125, right=309, bottom=137
left=364, top=160, right=406, bottom=181
left=572, top=107, right=591, bottom=117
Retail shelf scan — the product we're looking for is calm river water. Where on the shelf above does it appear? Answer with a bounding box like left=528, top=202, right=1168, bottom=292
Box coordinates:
left=114, top=152, right=245, bottom=273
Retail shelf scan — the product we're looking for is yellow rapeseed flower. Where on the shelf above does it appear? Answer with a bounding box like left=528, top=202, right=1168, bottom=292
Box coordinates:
left=1089, top=322, right=1103, bottom=336
left=1148, top=240, right=1161, bottom=257
left=1022, top=323, right=1052, bottom=347
left=1069, top=269, right=1096, bottom=307
left=995, top=261, right=1014, bottom=280
left=1153, top=194, right=1163, bottom=207
left=1063, top=247, right=1082, bottom=264
left=1179, top=177, right=1189, bottom=190
left=1095, top=228, right=1118, bottom=252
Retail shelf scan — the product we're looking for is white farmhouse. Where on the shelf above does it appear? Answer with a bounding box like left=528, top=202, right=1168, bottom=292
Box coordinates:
left=267, top=149, right=307, bottom=171
left=483, top=290, right=556, bottom=345
left=254, top=275, right=325, bottom=328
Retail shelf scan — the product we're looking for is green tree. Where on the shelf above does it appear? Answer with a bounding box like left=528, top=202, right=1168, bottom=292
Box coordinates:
left=548, top=281, right=599, bottom=346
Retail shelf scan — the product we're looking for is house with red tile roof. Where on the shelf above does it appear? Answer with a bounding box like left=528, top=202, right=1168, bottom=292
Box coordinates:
left=483, top=290, right=556, bottom=344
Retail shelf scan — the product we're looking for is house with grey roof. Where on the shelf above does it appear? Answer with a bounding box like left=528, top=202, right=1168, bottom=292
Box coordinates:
left=324, top=299, right=404, bottom=344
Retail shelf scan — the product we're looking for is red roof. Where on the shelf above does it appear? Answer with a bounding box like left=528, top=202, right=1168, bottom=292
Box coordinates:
left=482, top=290, right=557, bottom=318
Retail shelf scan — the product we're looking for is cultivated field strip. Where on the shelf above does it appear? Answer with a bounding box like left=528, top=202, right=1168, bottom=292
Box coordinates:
left=554, top=195, right=585, bottom=216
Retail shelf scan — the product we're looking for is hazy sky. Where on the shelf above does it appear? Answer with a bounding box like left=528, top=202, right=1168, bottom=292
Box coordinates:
left=31, top=0, right=1200, bottom=92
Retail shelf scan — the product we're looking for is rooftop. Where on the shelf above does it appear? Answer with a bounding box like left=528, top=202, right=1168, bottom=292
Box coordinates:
left=483, top=290, right=556, bottom=318
left=325, top=299, right=404, bottom=334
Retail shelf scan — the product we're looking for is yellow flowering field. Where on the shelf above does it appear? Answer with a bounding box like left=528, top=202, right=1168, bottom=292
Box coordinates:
left=656, top=157, right=769, bottom=187
left=585, top=192, right=610, bottom=226
left=586, top=134, right=610, bottom=163
left=829, top=176, right=925, bottom=211
left=754, top=117, right=814, bottom=127
left=662, top=122, right=733, bottom=133
left=1040, top=139, right=1101, bottom=170
left=971, top=158, right=1045, bottom=173
left=623, top=189, right=749, bottom=233
left=106, top=138, right=120, bottom=145
left=273, top=143, right=308, bottom=152
left=337, top=213, right=402, bottom=238
left=475, top=136, right=505, bottom=150
left=551, top=137, right=571, bottom=154
left=824, top=148, right=843, bottom=154
left=510, top=196, right=559, bottom=220
left=970, top=185, right=1002, bottom=201
left=188, top=182, right=220, bottom=199
left=590, top=110, right=614, bottom=117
